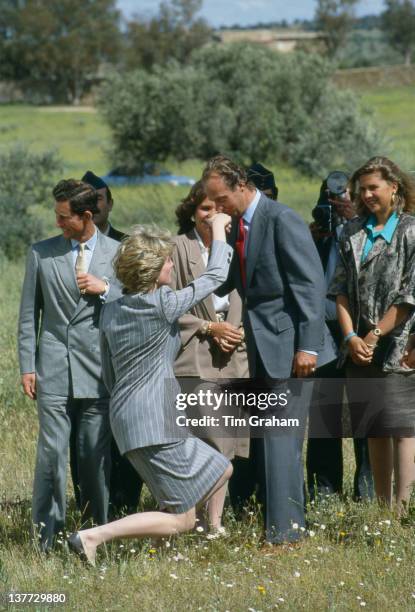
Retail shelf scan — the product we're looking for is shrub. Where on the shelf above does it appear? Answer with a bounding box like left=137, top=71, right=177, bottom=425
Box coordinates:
left=99, top=44, right=382, bottom=177
left=0, top=147, right=61, bottom=259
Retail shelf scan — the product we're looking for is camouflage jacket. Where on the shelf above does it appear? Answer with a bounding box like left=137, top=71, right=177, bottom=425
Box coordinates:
left=328, top=213, right=415, bottom=372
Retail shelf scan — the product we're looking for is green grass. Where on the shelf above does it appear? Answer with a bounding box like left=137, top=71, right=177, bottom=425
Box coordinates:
left=0, top=106, right=109, bottom=176
left=1, top=88, right=414, bottom=239
left=360, top=86, right=415, bottom=170
left=1, top=89, right=415, bottom=610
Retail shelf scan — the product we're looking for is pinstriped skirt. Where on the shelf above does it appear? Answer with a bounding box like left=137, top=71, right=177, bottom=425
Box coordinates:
left=126, top=438, right=230, bottom=513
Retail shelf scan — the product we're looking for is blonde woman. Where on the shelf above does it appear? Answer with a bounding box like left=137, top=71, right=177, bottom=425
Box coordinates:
left=329, top=156, right=415, bottom=514
left=68, top=216, right=233, bottom=565
left=172, top=181, right=249, bottom=531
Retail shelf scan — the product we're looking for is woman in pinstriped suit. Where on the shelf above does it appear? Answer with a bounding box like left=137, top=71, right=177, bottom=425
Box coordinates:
left=171, top=181, right=249, bottom=532
left=68, top=215, right=233, bottom=565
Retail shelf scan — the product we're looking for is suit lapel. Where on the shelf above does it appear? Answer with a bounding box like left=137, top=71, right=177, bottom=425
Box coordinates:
left=187, top=231, right=216, bottom=321
left=246, top=196, right=267, bottom=288
left=349, top=227, right=367, bottom=275
left=53, top=236, right=79, bottom=299
left=361, top=235, right=389, bottom=268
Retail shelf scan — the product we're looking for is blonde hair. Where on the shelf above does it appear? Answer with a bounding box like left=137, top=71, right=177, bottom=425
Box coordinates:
left=114, top=224, right=173, bottom=294
left=351, top=156, right=415, bottom=217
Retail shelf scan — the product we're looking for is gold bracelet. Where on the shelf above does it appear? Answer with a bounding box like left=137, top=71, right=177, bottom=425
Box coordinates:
left=199, top=321, right=210, bottom=336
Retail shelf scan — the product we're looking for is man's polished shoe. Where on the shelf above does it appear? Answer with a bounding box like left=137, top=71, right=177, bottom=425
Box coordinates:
left=67, top=532, right=95, bottom=567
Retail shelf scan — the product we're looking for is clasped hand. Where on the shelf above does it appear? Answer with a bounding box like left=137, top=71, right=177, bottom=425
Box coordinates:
left=211, top=322, right=243, bottom=353
left=76, top=273, right=107, bottom=295
left=348, top=334, right=375, bottom=366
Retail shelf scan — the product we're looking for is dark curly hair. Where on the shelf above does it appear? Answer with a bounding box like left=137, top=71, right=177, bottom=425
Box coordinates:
left=351, top=156, right=415, bottom=217
left=175, top=180, right=207, bottom=235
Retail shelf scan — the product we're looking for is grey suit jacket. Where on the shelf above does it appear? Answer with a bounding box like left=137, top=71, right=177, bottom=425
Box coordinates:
left=171, top=231, right=248, bottom=379
left=18, top=231, right=122, bottom=398
left=99, top=240, right=233, bottom=454
left=217, top=194, right=337, bottom=378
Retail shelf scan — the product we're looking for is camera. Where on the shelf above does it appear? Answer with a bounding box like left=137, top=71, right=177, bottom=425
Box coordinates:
left=312, top=171, right=349, bottom=234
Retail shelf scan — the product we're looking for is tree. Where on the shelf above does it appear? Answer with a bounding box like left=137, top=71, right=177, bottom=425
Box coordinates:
left=124, top=0, right=212, bottom=71
left=0, top=147, right=62, bottom=259
left=0, top=0, right=121, bottom=103
left=315, top=0, right=358, bottom=57
left=381, top=0, right=415, bottom=65
left=99, top=44, right=381, bottom=177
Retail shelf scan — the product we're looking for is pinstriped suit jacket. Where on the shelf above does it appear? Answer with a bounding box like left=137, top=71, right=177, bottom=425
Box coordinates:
left=99, top=240, right=233, bottom=454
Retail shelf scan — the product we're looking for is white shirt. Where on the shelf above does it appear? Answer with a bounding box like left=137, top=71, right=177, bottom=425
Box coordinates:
left=194, top=229, right=230, bottom=313
left=70, top=227, right=98, bottom=270
left=241, top=189, right=261, bottom=256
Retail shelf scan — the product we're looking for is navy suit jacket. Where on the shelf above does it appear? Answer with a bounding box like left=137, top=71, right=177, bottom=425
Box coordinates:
left=217, top=194, right=337, bottom=378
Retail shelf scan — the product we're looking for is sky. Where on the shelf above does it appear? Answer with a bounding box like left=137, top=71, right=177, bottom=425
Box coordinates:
left=118, top=0, right=385, bottom=27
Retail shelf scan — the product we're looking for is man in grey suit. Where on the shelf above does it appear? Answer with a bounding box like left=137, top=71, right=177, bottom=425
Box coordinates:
left=203, top=156, right=336, bottom=545
left=18, top=179, right=121, bottom=550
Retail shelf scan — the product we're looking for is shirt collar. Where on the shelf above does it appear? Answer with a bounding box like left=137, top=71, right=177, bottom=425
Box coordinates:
left=242, top=189, right=261, bottom=225
left=102, top=223, right=111, bottom=237
left=365, top=211, right=399, bottom=243
left=193, top=228, right=209, bottom=254
left=71, top=227, right=98, bottom=251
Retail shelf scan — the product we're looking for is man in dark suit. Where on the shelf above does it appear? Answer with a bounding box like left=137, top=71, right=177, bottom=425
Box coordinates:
left=228, top=162, right=278, bottom=513
left=306, top=177, right=373, bottom=501
left=81, top=171, right=125, bottom=241
left=71, top=171, right=143, bottom=517
left=203, top=156, right=336, bottom=544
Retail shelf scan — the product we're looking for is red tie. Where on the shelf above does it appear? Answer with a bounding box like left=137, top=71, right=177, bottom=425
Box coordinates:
left=235, top=217, right=247, bottom=288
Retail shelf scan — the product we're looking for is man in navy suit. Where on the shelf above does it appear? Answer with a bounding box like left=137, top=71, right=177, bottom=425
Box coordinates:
left=203, top=156, right=336, bottom=544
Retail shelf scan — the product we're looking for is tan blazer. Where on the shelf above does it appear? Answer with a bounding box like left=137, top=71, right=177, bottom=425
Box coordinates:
left=171, top=231, right=249, bottom=459
left=171, top=231, right=248, bottom=378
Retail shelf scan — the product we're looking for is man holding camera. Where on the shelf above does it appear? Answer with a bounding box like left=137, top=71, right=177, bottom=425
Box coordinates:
left=307, top=172, right=374, bottom=501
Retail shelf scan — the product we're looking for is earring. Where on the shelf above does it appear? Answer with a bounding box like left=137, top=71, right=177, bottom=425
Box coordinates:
left=391, top=192, right=396, bottom=204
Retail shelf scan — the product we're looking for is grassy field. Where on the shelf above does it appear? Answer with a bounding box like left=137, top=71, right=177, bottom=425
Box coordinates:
left=1, top=86, right=415, bottom=610
left=360, top=86, right=415, bottom=171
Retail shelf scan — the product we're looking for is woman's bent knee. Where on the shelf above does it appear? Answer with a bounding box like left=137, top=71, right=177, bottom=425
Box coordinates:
left=224, top=463, right=233, bottom=480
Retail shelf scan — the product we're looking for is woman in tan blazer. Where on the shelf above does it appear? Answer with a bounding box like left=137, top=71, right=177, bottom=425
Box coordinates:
left=171, top=181, right=249, bottom=532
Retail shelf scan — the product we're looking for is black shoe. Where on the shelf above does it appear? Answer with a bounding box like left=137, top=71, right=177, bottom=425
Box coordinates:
left=67, top=532, right=95, bottom=567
